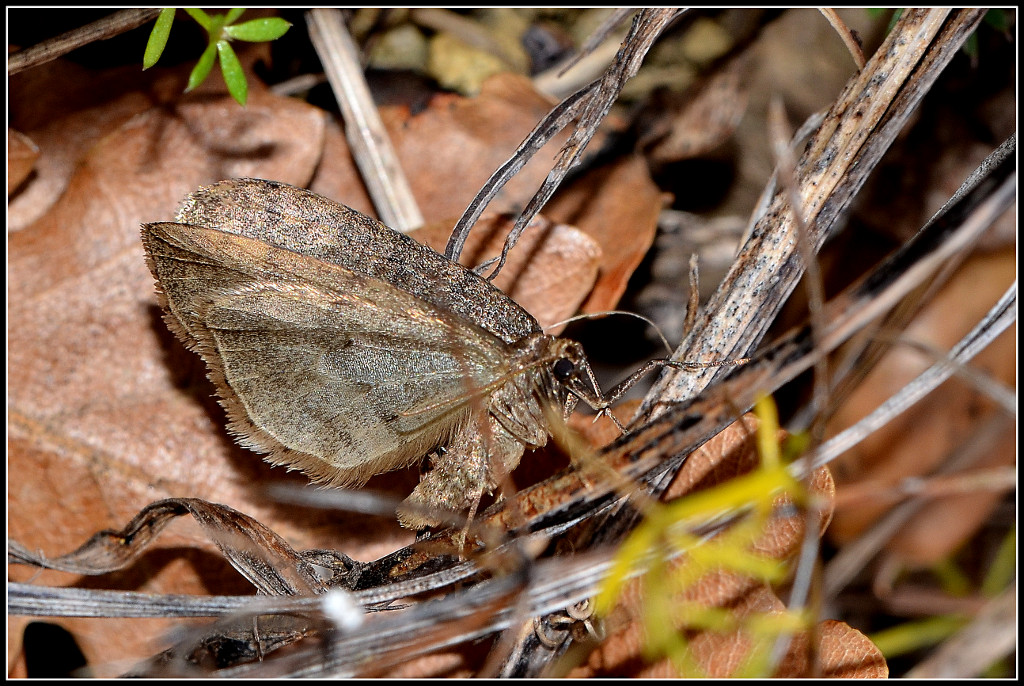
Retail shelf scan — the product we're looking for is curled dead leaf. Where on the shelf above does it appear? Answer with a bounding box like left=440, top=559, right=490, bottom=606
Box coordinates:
left=545, top=154, right=665, bottom=315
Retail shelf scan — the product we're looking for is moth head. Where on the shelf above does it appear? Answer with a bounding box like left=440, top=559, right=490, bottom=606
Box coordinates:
left=543, top=338, right=603, bottom=412
left=550, top=339, right=587, bottom=384
left=509, top=334, right=597, bottom=410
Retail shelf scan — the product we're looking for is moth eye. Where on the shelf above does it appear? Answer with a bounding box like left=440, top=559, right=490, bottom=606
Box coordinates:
left=552, top=357, right=575, bottom=381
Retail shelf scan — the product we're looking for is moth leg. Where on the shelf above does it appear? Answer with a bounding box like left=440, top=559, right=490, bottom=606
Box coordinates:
left=594, top=357, right=752, bottom=412
left=397, top=412, right=524, bottom=531
left=571, top=357, right=740, bottom=434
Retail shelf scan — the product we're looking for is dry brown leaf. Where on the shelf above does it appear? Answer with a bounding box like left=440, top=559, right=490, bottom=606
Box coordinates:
left=381, top=651, right=473, bottom=679
left=575, top=597, right=887, bottom=678
left=884, top=423, right=1015, bottom=567
left=412, top=213, right=602, bottom=332
left=7, top=59, right=180, bottom=231
left=6, top=39, right=274, bottom=232
left=818, top=620, right=890, bottom=678
left=544, top=153, right=666, bottom=314
left=672, top=463, right=834, bottom=616
left=7, top=128, right=39, bottom=195
left=663, top=412, right=763, bottom=497
left=685, top=584, right=793, bottom=678
left=827, top=248, right=1017, bottom=567
left=6, top=83, right=345, bottom=674
left=689, top=597, right=887, bottom=678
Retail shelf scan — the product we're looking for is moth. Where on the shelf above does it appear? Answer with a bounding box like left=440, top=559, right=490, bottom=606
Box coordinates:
left=142, top=178, right=619, bottom=528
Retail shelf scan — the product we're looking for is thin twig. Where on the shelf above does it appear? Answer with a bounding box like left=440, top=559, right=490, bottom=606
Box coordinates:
left=767, top=96, right=830, bottom=438
left=814, top=133, right=1018, bottom=431
left=8, top=8, right=161, bottom=75
left=268, top=72, right=327, bottom=96
left=820, top=404, right=1014, bottom=599
left=814, top=283, right=1014, bottom=600
left=794, top=281, right=1017, bottom=479
left=684, top=253, right=701, bottom=341
left=639, top=9, right=986, bottom=416
left=559, top=7, right=637, bottom=77
left=764, top=97, right=832, bottom=672
left=533, top=8, right=635, bottom=99
left=817, top=8, right=867, bottom=69
left=306, top=8, right=423, bottom=232
left=444, top=82, right=597, bottom=261
left=483, top=8, right=684, bottom=281
left=533, top=33, right=623, bottom=100
left=7, top=582, right=318, bottom=618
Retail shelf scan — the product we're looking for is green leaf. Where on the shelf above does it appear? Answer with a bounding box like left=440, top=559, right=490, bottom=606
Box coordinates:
left=186, top=42, right=217, bottom=92
left=224, top=7, right=247, bottom=25
left=961, top=31, right=979, bottom=61
left=184, top=8, right=212, bottom=31
left=886, top=8, right=904, bottom=34
left=983, top=9, right=1009, bottom=32
left=870, top=615, right=968, bottom=658
left=217, top=40, right=248, bottom=106
left=980, top=525, right=1015, bottom=597
left=224, top=17, right=293, bottom=42
left=143, top=8, right=176, bottom=70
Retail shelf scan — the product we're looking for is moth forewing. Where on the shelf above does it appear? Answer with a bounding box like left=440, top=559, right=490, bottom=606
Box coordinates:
left=142, top=221, right=519, bottom=488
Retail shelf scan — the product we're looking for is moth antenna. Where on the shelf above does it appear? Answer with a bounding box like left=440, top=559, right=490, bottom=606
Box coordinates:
left=544, top=310, right=675, bottom=355
left=546, top=312, right=750, bottom=372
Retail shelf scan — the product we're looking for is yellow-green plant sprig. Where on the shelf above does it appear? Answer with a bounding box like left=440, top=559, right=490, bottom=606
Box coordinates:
left=595, top=394, right=815, bottom=676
